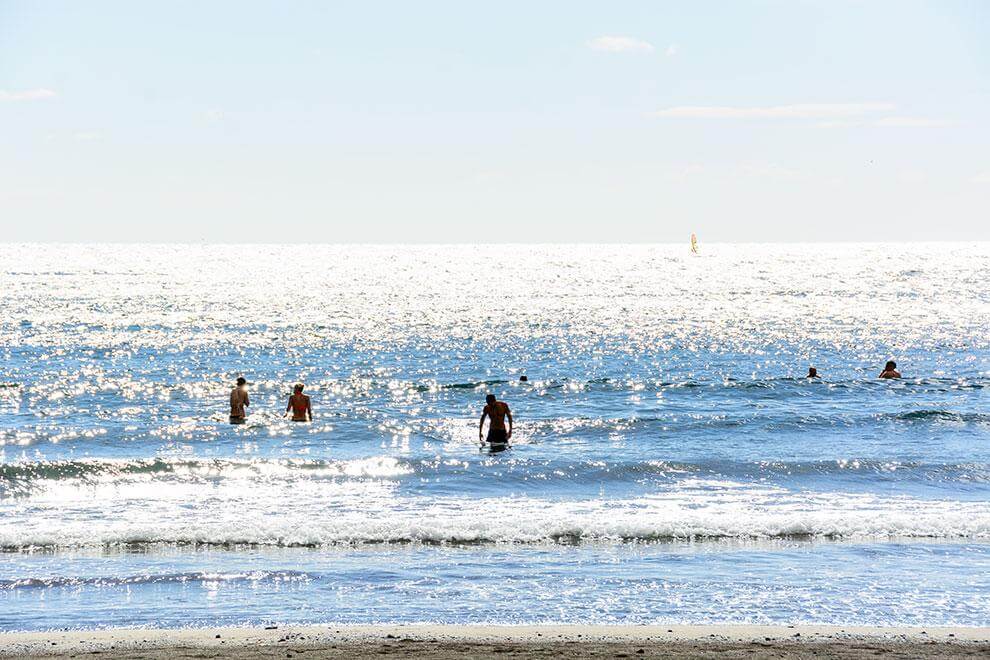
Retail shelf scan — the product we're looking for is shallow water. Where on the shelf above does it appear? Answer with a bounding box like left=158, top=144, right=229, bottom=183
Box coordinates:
left=1, top=243, right=989, bottom=629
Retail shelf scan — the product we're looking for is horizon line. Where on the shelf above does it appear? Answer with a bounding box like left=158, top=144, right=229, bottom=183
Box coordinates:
left=2, top=239, right=988, bottom=247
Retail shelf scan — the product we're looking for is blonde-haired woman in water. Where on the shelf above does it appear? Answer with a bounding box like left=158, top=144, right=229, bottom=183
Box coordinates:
left=285, top=383, right=313, bottom=421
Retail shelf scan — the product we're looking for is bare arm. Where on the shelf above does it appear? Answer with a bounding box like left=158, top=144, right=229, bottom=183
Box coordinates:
left=307, top=397, right=313, bottom=421
left=478, top=409, right=488, bottom=442
left=506, top=407, right=513, bottom=439
left=286, top=398, right=292, bottom=415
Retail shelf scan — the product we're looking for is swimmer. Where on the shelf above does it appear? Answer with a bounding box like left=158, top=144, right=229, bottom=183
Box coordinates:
left=807, top=367, right=819, bottom=378
left=229, top=376, right=250, bottom=424
left=479, top=393, right=513, bottom=447
left=285, top=383, right=313, bottom=422
left=879, top=361, right=901, bottom=379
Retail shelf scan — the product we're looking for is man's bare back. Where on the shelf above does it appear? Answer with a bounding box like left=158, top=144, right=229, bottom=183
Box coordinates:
left=229, top=377, right=249, bottom=423
left=484, top=401, right=509, bottom=430
left=479, top=394, right=513, bottom=446
left=879, top=361, right=901, bottom=379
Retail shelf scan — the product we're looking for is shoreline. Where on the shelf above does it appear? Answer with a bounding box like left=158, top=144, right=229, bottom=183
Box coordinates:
left=2, top=624, right=989, bottom=659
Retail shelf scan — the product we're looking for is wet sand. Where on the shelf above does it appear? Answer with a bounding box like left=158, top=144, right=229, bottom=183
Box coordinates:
left=2, top=624, right=989, bottom=659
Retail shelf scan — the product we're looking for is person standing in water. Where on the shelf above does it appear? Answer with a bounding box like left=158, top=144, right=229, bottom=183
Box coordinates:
left=229, top=376, right=250, bottom=424
left=807, top=367, right=820, bottom=378
left=285, top=383, right=313, bottom=422
left=879, top=361, right=901, bottom=379
left=479, top=393, right=512, bottom=447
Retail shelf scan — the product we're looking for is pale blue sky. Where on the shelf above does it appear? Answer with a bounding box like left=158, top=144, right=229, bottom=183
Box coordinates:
left=1, top=0, right=988, bottom=242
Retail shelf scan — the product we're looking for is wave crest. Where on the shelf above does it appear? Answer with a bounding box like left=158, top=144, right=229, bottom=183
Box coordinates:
left=3, top=493, right=988, bottom=550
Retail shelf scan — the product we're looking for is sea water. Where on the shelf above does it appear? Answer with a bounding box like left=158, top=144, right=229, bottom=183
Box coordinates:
left=1, top=243, right=988, bottom=630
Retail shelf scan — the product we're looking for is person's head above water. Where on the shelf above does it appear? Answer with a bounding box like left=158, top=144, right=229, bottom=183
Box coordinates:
left=879, top=360, right=901, bottom=379
left=486, top=393, right=496, bottom=405
left=807, top=367, right=818, bottom=378
left=236, top=377, right=247, bottom=387
left=294, top=383, right=304, bottom=393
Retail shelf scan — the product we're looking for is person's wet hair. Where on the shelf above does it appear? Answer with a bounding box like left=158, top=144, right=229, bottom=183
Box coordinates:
left=885, top=361, right=896, bottom=370
left=486, top=394, right=496, bottom=404
left=236, top=377, right=247, bottom=386
left=294, top=383, right=304, bottom=392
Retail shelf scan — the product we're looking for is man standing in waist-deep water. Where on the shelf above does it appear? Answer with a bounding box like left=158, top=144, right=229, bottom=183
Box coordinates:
left=285, top=383, right=313, bottom=422
left=479, top=393, right=512, bottom=447
left=229, top=376, right=250, bottom=424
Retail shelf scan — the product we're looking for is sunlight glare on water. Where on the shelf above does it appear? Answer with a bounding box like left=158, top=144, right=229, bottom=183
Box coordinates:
left=1, top=243, right=989, bottom=629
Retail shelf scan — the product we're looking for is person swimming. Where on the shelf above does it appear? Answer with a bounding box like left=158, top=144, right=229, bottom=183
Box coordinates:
left=229, top=376, right=250, bottom=424
left=879, top=361, right=901, bottom=379
left=285, top=383, right=312, bottom=422
left=479, top=393, right=512, bottom=447
left=807, top=367, right=819, bottom=378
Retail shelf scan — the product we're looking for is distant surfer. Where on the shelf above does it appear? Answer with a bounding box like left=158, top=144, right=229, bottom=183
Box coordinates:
left=229, top=377, right=250, bottom=424
left=285, top=383, right=313, bottom=422
left=479, top=393, right=513, bottom=447
left=807, top=367, right=819, bottom=378
left=879, top=361, right=901, bottom=379
left=690, top=233, right=699, bottom=254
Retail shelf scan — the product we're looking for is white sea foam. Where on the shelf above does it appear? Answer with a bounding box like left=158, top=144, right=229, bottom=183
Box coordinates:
left=3, top=486, right=989, bottom=548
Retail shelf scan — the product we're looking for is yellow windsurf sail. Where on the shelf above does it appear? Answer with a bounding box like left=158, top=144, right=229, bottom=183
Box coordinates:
left=690, top=233, right=699, bottom=254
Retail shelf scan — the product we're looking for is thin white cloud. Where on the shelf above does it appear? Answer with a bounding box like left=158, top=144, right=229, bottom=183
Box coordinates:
left=815, top=120, right=861, bottom=128
left=971, top=171, right=990, bottom=184
left=665, top=44, right=678, bottom=57
left=874, top=116, right=952, bottom=127
left=654, top=103, right=894, bottom=119
left=0, top=88, right=57, bottom=102
left=814, top=116, right=952, bottom=129
left=41, top=131, right=102, bottom=142
left=587, top=36, right=654, bottom=53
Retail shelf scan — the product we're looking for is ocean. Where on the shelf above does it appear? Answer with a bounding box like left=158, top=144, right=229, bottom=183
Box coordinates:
left=1, top=243, right=989, bottom=631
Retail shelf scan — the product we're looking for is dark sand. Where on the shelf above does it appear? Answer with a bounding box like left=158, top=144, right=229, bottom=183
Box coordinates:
left=2, top=624, right=989, bottom=659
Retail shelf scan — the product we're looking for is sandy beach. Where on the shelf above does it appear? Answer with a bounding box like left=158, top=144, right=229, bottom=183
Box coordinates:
left=2, top=624, right=989, bottom=659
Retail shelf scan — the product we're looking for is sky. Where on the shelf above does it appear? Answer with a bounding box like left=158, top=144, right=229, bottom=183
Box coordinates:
left=1, top=0, right=988, bottom=243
